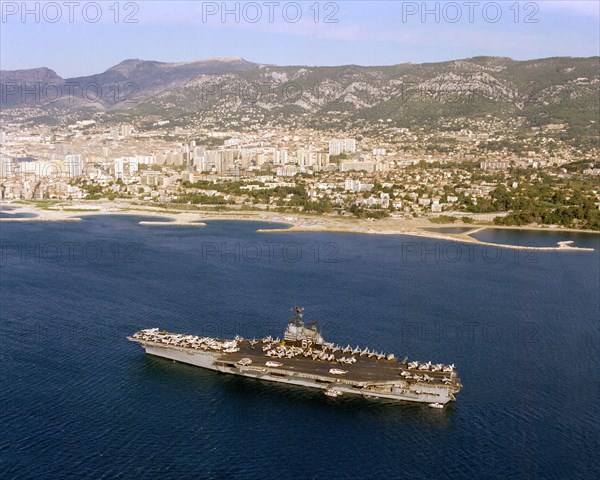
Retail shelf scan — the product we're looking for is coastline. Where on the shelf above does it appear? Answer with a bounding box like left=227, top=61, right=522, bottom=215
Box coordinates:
left=1, top=201, right=597, bottom=252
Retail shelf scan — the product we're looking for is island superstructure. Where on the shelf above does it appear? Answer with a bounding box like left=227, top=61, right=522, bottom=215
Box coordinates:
left=128, top=307, right=462, bottom=406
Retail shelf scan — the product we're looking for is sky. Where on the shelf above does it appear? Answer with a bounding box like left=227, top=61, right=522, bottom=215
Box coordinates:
left=1, top=0, right=599, bottom=77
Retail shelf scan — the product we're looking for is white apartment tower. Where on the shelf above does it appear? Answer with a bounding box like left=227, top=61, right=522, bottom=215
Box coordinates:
left=329, top=138, right=357, bottom=156
left=65, top=155, right=83, bottom=178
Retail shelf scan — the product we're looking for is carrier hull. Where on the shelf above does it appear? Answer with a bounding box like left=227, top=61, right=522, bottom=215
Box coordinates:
left=130, top=315, right=462, bottom=406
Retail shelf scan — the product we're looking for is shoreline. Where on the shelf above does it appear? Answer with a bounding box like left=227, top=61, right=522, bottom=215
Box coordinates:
left=1, top=202, right=597, bottom=252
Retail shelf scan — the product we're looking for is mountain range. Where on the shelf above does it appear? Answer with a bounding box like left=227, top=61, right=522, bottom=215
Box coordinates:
left=1, top=56, right=598, bottom=134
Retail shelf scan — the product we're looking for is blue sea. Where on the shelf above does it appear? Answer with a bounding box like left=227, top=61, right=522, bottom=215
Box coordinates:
left=1, top=216, right=599, bottom=479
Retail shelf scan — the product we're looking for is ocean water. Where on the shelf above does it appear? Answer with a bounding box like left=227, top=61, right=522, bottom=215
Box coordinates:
left=471, top=228, right=600, bottom=249
left=0, top=211, right=38, bottom=219
left=423, top=227, right=475, bottom=234
left=1, top=217, right=599, bottom=479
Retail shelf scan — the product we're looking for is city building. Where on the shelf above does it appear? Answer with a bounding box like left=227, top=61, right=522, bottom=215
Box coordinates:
left=329, top=138, right=357, bottom=156
left=65, top=155, right=84, bottom=178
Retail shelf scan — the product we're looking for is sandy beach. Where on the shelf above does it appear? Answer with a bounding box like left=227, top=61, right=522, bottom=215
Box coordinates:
left=1, top=201, right=597, bottom=252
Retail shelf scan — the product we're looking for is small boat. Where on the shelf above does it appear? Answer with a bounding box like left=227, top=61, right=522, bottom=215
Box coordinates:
left=329, top=368, right=348, bottom=375
left=428, top=402, right=444, bottom=409
left=324, top=389, right=343, bottom=398
left=265, top=361, right=283, bottom=368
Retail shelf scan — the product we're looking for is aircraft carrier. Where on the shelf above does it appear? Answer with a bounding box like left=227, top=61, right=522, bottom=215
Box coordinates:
left=128, top=307, right=462, bottom=407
